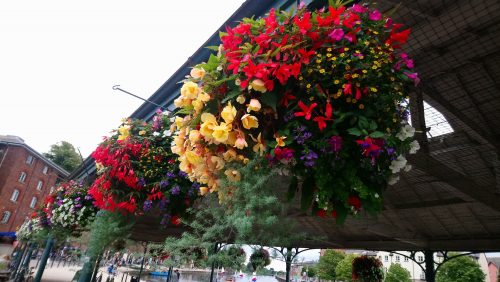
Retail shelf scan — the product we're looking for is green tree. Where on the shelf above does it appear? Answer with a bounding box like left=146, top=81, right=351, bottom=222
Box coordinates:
left=385, top=263, right=411, bottom=282
left=305, top=266, right=316, bottom=278
left=335, top=254, right=358, bottom=282
left=44, top=141, right=82, bottom=172
left=436, top=254, right=485, bottom=282
left=316, top=250, right=345, bottom=281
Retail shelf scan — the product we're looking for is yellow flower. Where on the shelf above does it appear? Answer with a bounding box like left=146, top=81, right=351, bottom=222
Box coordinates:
left=246, top=99, right=261, bottom=113
left=212, top=122, right=231, bottom=143
left=175, top=117, right=185, bottom=129
left=210, top=156, right=225, bottom=170
left=250, top=133, right=265, bottom=156
left=189, top=130, right=201, bottom=143
left=186, top=151, right=202, bottom=164
left=190, top=67, right=206, bottom=79
left=241, top=114, right=259, bottom=130
left=200, top=113, right=217, bottom=137
left=192, top=99, right=204, bottom=113
left=250, top=79, right=267, bottom=93
left=180, top=81, right=200, bottom=100
left=221, top=102, right=237, bottom=123
left=275, top=134, right=286, bottom=147
left=234, top=133, right=248, bottom=150
left=198, top=92, right=211, bottom=102
left=117, top=125, right=130, bottom=141
left=224, top=169, right=241, bottom=182
left=199, top=186, right=209, bottom=196
left=139, top=130, right=146, bottom=136
left=223, top=149, right=237, bottom=162
left=236, top=95, right=246, bottom=104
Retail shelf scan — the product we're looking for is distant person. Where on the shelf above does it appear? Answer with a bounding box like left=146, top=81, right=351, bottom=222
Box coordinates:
left=174, top=269, right=180, bottom=280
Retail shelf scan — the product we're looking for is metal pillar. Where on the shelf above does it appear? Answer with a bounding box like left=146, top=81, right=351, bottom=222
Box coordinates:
left=34, top=237, right=54, bottom=282
left=10, top=243, right=28, bottom=279
left=209, top=243, right=219, bottom=282
left=424, top=250, right=436, bottom=282
left=285, top=250, right=292, bottom=282
left=137, top=242, right=148, bottom=281
left=166, top=266, right=173, bottom=282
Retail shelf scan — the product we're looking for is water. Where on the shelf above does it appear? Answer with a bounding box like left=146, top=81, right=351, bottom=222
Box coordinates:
left=145, top=273, right=278, bottom=282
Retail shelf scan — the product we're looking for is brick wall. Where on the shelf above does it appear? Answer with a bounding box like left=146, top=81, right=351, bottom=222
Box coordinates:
left=0, top=145, right=63, bottom=232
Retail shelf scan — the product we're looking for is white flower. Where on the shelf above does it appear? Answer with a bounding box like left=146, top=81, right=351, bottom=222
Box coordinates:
left=163, top=130, right=172, bottom=137
left=388, top=175, right=400, bottom=185
left=153, top=132, right=161, bottom=137
left=396, top=124, right=416, bottom=141
left=409, top=140, right=420, bottom=154
left=404, top=164, right=412, bottom=172
left=389, top=155, right=407, bottom=174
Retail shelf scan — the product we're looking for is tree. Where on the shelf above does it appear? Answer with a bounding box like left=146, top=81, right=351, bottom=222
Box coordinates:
left=385, top=263, right=411, bottom=282
left=436, top=254, right=485, bottom=282
left=335, top=254, right=358, bottom=282
left=316, top=249, right=345, bottom=281
left=305, top=266, right=316, bottom=278
left=44, top=141, right=82, bottom=172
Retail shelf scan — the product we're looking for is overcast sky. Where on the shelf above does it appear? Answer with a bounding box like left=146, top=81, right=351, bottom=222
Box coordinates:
left=0, top=0, right=246, bottom=157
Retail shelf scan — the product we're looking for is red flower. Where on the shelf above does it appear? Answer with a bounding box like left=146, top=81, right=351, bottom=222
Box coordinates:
left=316, top=209, right=327, bottom=218
left=386, top=24, right=411, bottom=46
left=348, top=196, right=362, bottom=210
left=331, top=210, right=338, bottom=218
left=171, top=215, right=182, bottom=226
left=294, top=101, right=317, bottom=120
left=293, top=12, right=312, bottom=34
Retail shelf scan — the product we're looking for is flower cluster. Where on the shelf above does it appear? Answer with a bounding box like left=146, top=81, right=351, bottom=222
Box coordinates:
left=88, top=111, right=198, bottom=226
left=16, top=218, right=43, bottom=242
left=352, top=255, right=384, bottom=282
left=40, top=181, right=98, bottom=234
left=172, top=2, right=419, bottom=220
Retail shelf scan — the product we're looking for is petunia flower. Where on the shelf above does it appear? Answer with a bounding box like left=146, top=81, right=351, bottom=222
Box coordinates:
left=328, top=28, right=344, bottom=41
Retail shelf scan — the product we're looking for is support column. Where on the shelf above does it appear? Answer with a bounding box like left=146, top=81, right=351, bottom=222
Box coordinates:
left=285, top=250, right=292, bottom=282
left=137, top=242, right=148, bottom=281
left=424, top=250, right=435, bottom=282
left=209, top=243, right=219, bottom=282
left=10, top=243, right=28, bottom=279
left=34, top=237, right=54, bottom=282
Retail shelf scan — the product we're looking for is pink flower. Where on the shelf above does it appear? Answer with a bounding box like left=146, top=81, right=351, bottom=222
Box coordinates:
left=328, top=28, right=344, bottom=41
left=351, top=4, right=368, bottom=13
left=404, top=72, right=420, bottom=86
left=369, top=10, right=381, bottom=21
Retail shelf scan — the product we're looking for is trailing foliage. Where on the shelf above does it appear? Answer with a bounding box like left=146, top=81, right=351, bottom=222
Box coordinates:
left=351, top=255, right=384, bottom=282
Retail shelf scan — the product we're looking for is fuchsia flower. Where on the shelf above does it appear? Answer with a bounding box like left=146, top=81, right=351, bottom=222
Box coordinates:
left=329, top=136, right=343, bottom=153
left=369, top=10, right=382, bottom=21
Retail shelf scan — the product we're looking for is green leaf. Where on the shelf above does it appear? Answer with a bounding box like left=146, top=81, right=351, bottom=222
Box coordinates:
left=347, top=127, right=362, bottom=136
left=205, top=45, right=220, bottom=52
left=301, top=177, right=315, bottom=211
left=175, top=106, right=194, bottom=115
left=222, top=89, right=241, bottom=103
left=358, top=116, right=369, bottom=129
left=260, top=93, right=278, bottom=111
left=369, top=131, right=385, bottom=138
left=212, top=75, right=237, bottom=87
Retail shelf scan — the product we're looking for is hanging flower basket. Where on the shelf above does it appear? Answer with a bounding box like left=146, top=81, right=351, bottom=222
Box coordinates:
left=172, top=2, right=419, bottom=221
left=352, top=255, right=384, bottom=282
left=249, top=248, right=271, bottom=271
left=88, top=111, right=199, bottom=226
left=42, top=181, right=98, bottom=234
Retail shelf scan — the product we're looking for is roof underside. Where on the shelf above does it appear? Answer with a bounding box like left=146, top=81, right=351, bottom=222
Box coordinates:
left=131, top=0, right=500, bottom=251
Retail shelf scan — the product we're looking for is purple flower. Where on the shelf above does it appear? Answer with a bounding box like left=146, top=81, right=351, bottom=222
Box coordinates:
left=166, top=172, right=176, bottom=179
left=300, top=149, right=318, bottom=167
left=84, top=195, right=93, bottom=200
left=284, top=112, right=295, bottom=122
left=171, top=185, right=181, bottom=195
left=57, top=200, right=63, bottom=206
left=138, top=178, right=146, bottom=187
left=294, top=126, right=312, bottom=145
left=369, top=10, right=381, bottom=21
left=328, top=29, right=344, bottom=41
left=160, top=213, right=171, bottom=225
left=75, top=197, right=81, bottom=202
left=160, top=180, right=169, bottom=188
left=143, top=200, right=153, bottom=212
left=178, top=171, right=188, bottom=178
left=158, top=198, right=169, bottom=211
left=329, top=136, right=343, bottom=153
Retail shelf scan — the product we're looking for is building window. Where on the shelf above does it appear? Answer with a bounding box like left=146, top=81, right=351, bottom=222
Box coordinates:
left=19, top=172, right=27, bottom=183
left=418, top=256, right=424, bottom=262
left=26, top=155, right=34, bottom=165
left=404, top=256, right=409, bottom=262
left=1, top=211, right=11, bottom=224
left=384, top=256, right=389, bottom=262
left=50, top=186, right=55, bottom=194
left=395, top=256, right=400, bottom=262
left=36, top=181, right=43, bottom=190
left=30, top=197, right=38, bottom=209
left=10, top=189, right=20, bottom=202
left=42, top=166, right=48, bottom=174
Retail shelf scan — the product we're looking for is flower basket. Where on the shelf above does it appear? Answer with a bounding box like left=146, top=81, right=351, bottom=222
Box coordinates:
left=89, top=111, right=199, bottom=226
left=249, top=248, right=271, bottom=271
left=352, top=255, right=384, bottom=282
left=172, top=2, right=419, bottom=221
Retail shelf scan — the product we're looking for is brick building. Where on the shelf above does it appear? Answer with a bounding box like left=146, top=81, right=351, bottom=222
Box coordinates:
left=0, top=135, right=68, bottom=232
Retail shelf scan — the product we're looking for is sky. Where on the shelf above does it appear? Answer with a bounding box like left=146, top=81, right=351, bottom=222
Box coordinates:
left=0, top=0, right=247, bottom=158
